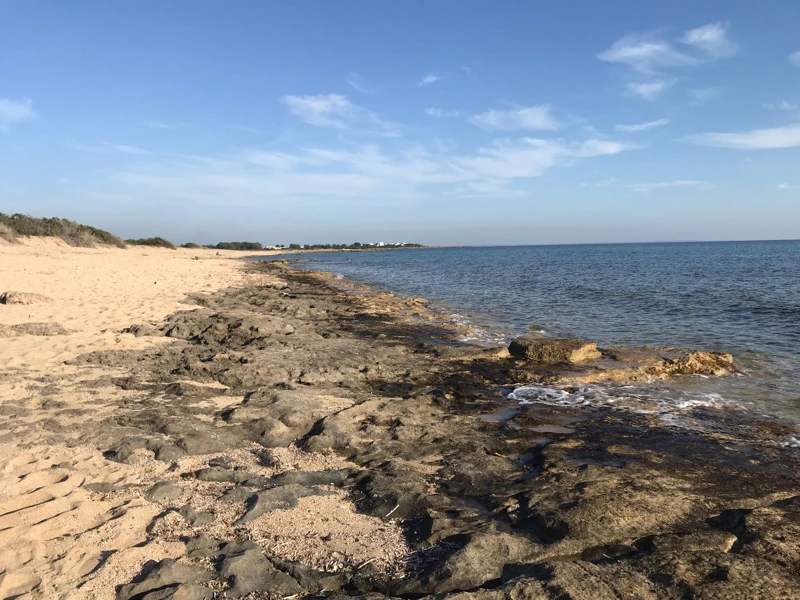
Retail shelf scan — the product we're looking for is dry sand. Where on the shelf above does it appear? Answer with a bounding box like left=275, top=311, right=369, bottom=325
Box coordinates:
left=0, top=239, right=408, bottom=599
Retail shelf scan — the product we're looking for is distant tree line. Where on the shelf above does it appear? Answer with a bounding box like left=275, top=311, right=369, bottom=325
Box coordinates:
left=126, top=237, right=176, bottom=249
left=286, top=242, right=423, bottom=250
left=178, top=241, right=264, bottom=250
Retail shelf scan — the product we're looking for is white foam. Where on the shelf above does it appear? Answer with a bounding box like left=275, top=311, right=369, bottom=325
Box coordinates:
left=508, top=383, right=732, bottom=415
left=779, top=435, right=800, bottom=449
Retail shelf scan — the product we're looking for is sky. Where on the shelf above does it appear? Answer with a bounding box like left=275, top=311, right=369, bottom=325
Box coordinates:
left=1, top=1, right=800, bottom=246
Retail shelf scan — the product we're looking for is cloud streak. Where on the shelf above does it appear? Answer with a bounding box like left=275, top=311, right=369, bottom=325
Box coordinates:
left=469, top=105, right=561, bottom=131
left=282, top=93, right=402, bottom=137
left=598, top=35, right=697, bottom=73
left=615, top=118, right=670, bottom=133
left=790, top=52, right=800, bottom=67
left=630, top=180, right=704, bottom=192
left=0, top=98, right=36, bottom=131
left=685, top=125, right=800, bottom=149
left=346, top=72, right=373, bottom=93
left=418, top=74, right=441, bottom=86
left=626, top=80, right=674, bottom=101
left=681, top=23, right=738, bottom=58
left=68, top=141, right=151, bottom=155
left=425, top=108, right=461, bottom=118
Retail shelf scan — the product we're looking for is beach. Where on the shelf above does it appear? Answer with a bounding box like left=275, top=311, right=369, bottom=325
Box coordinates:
left=1, top=239, right=799, bottom=600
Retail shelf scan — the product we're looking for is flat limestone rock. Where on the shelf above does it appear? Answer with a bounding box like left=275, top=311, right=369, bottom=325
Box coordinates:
left=508, top=336, right=601, bottom=364
left=236, top=484, right=331, bottom=523
left=116, top=559, right=214, bottom=600
left=219, top=547, right=302, bottom=598
left=0, top=291, right=52, bottom=305
left=0, top=322, right=69, bottom=337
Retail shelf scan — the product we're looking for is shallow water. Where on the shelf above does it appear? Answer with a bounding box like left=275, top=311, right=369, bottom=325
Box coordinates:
left=257, top=242, right=800, bottom=428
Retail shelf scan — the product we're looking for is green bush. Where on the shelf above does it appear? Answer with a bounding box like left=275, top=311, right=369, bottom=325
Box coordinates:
left=0, top=213, right=126, bottom=248
left=126, top=237, right=176, bottom=250
left=181, top=242, right=202, bottom=249
left=212, top=242, right=263, bottom=251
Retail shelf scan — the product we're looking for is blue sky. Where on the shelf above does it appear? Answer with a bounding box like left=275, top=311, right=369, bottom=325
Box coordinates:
left=1, top=1, right=799, bottom=245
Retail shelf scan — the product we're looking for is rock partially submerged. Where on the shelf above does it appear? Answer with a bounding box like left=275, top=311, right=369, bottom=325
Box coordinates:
left=508, top=336, right=601, bottom=364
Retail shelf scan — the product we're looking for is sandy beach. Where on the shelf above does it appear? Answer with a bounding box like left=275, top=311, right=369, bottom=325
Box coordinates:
left=1, top=238, right=798, bottom=600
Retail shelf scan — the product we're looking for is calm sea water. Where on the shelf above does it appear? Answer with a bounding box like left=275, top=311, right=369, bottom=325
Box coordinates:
left=263, top=242, right=800, bottom=434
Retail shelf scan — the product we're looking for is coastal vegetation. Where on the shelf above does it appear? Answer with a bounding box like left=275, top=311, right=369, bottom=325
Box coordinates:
left=0, top=212, right=126, bottom=248
left=125, top=237, right=177, bottom=249
left=211, top=241, right=264, bottom=250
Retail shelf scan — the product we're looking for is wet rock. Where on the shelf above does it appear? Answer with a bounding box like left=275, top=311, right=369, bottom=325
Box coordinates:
left=145, top=481, right=183, bottom=504
left=116, top=559, right=213, bottom=600
left=237, top=484, right=331, bottom=523
left=653, top=351, right=736, bottom=377
left=219, top=547, right=301, bottom=598
left=0, top=291, right=52, bottom=305
left=508, top=337, right=601, bottom=364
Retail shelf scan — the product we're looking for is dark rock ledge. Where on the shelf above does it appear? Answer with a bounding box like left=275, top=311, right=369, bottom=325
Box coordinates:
left=49, top=260, right=798, bottom=599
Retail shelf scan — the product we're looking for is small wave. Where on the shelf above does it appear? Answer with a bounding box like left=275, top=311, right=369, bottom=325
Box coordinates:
left=508, top=383, right=732, bottom=415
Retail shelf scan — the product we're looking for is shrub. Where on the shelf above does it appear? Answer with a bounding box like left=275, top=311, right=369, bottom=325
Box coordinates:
left=125, top=237, right=177, bottom=250
left=0, top=222, right=16, bottom=243
left=213, top=242, right=263, bottom=251
left=0, top=213, right=126, bottom=248
left=181, top=242, right=202, bottom=249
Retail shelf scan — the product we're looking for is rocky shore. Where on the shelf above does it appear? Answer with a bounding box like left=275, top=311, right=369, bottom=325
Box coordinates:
left=2, top=255, right=799, bottom=599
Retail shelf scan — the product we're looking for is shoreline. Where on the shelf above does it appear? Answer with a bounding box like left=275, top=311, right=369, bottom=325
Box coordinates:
left=1, top=241, right=799, bottom=598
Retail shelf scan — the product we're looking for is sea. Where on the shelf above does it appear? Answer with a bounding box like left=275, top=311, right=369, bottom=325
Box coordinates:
left=256, top=241, right=800, bottom=445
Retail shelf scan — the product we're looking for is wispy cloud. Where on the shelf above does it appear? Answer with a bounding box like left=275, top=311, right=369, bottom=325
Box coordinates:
left=582, top=177, right=618, bottom=187
left=461, top=65, right=473, bottom=75
left=599, top=24, right=739, bottom=102
left=598, top=34, right=697, bottom=74
left=0, top=98, right=36, bottom=131
left=764, top=101, right=800, bottom=111
left=615, top=118, right=670, bottom=132
left=346, top=72, right=373, bottom=93
left=630, top=180, right=704, bottom=193
left=681, top=22, right=738, bottom=58
left=469, top=105, right=561, bottom=131
left=685, top=125, right=800, bottom=149
left=626, top=80, right=674, bottom=101
left=142, top=120, right=174, bottom=129
left=104, top=135, right=634, bottom=208
left=688, top=87, right=721, bottom=106
left=418, top=74, right=441, bottom=86
left=789, top=51, right=800, bottom=68
left=282, top=93, right=401, bottom=137
left=425, top=108, right=461, bottom=118
left=777, top=182, right=791, bottom=189
left=68, top=141, right=151, bottom=154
